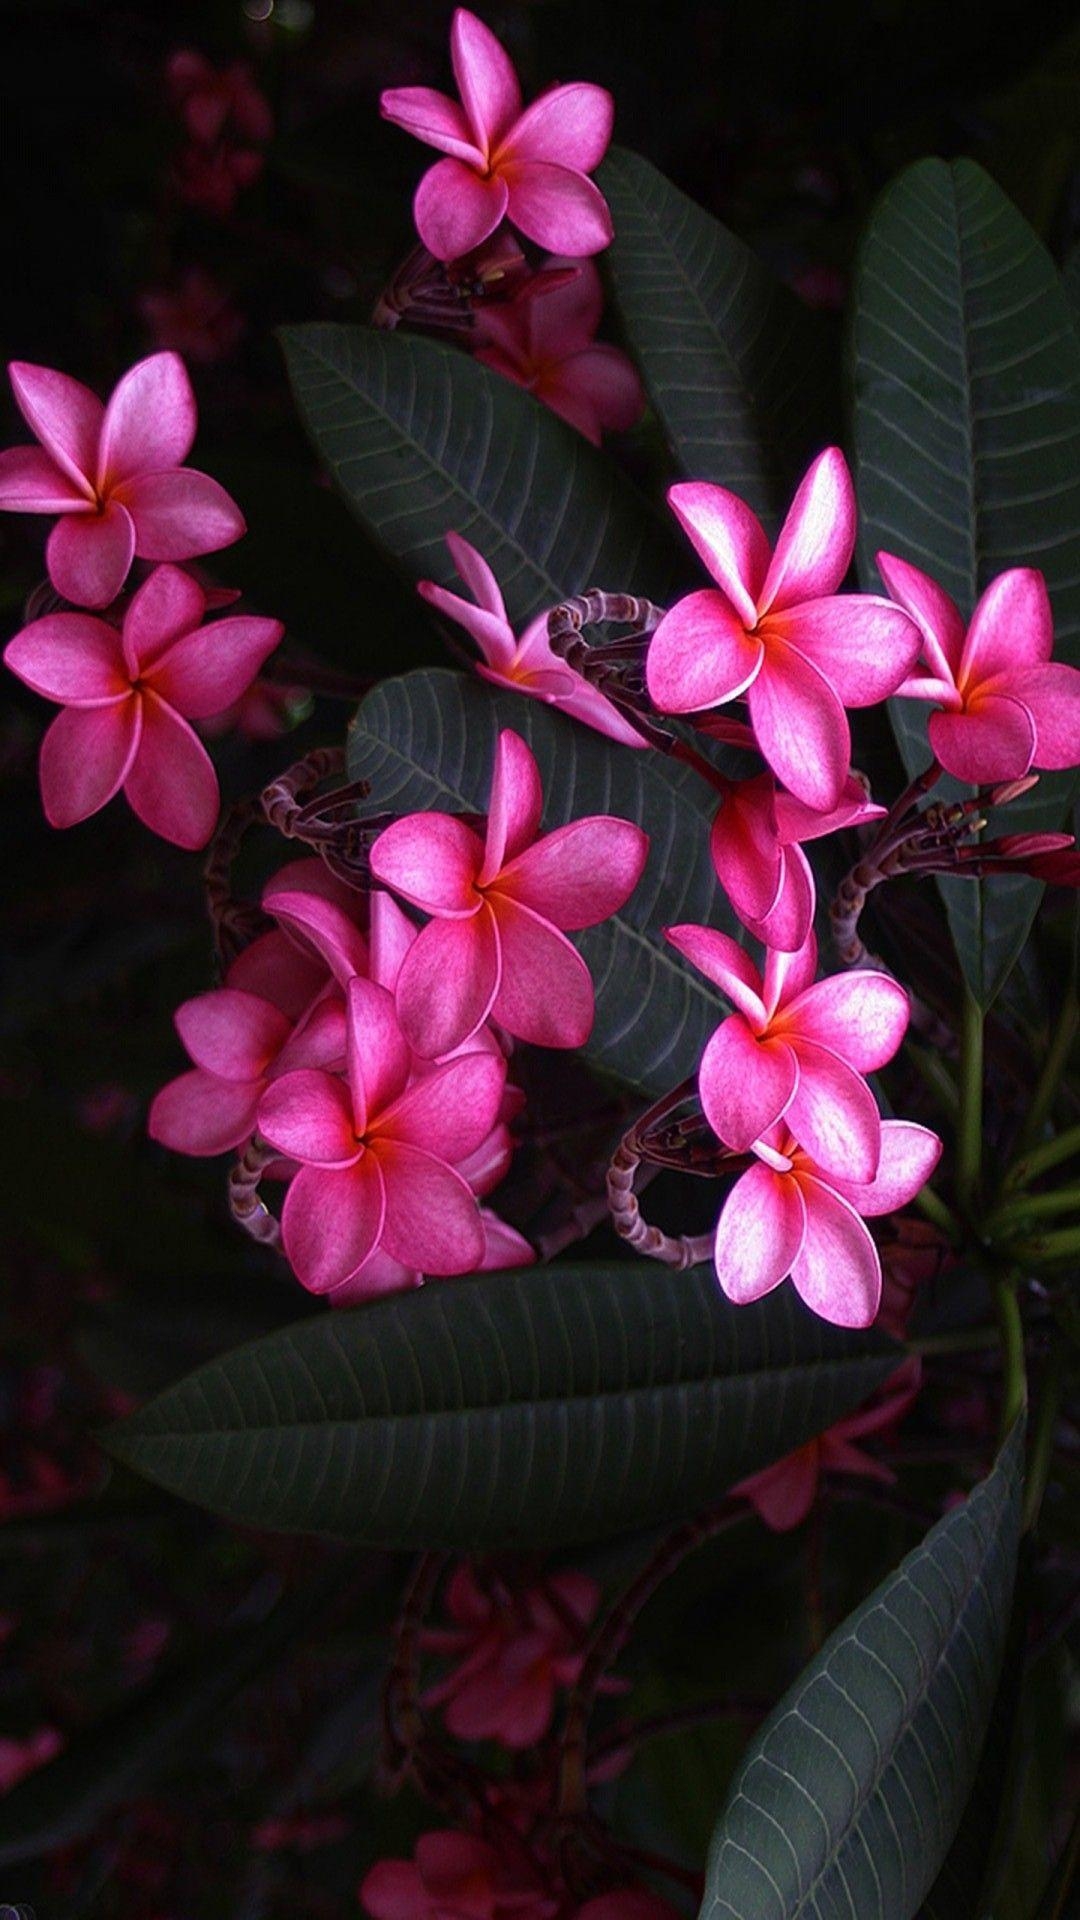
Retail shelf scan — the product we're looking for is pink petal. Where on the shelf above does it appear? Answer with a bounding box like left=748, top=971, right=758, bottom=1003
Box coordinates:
left=747, top=845, right=815, bottom=953
left=790, top=1177, right=881, bottom=1327
left=368, top=888, right=419, bottom=992
left=377, top=1140, right=485, bottom=1273
left=713, top=1161, right=807, bottom=1304
left=176, top=987, right=291, bottom=1080
left=827, top=1120, right=942, bottom=1218
left=418, top=579, right=516, bottom=672
left=378, top=85, right=485, bottom=164
left=764, top=595, right=920, bottom=706
left=645, top=591, right=763, bottom=714
left=759, top=447, right=855, bottom=615
left=500, top=82, right=613, bottom=170
left=551, top=676, right=651, bottom=748
left=97, top=353, right=196, bottom=486
left=522, top=359, right=603, bottom=443
left=495, top=816, right=648, bottom=928
left=666, top=482, right=770, bottom=628
left=146, top=615, right=282, bottom=718
left=263, top=889, right=368, bottom=986
left=116, top=468, right=246, bottom=561
left=46, top=502, right=135, bottom=609
left=761, top=929, right=818, bottom=1015
left=537, top=345, right=643, bottom=440
left=501, top=160, right=613, bottom=256
left=121, top=564, right=206, bottom=675
left=8, top=361, right=101, bottom=492
left=1017, top=662, right=1080, bottom=771
left=737, top=1444, right=820, bottom=1531
left=361, top=1862, right=426, bottom=1920
left=258, top=1068, right=359, bottom=1167
left=345, top=977, right=411, bottom=1132
left=281, top=1157, right=386, bottom=1293
left=489, top=895, right=595, bottom=1047
left=450, top=6, right=522, bottom=150
left=785, top=1039, right=881, bottom=1184
left=875, top=551, right=964, bottom=685
left=376, top=1051, right=505, bottom=1161
left=327, top=1247, right=420, bottom=1304
left=480, top=728, right=543, bottom=881
left=783, top=972, right=909, bottom=1072
left=394, top=910, right=501, bottom=1057
left=961, top=567, right=1053, bottom=688
left=148, top=1069, right=261, bottom=1157
left=277, top=991, right=348, bottom=1074
left=748, top=642, right=849, bottom=812
left=4, top=613, right=127, bottom=705
left=445, top=530, right=508, bottom=617
left=773, top=776, right=887, bottom=845
left=709, top=778, right=784, bottom=923
left=226, top=929, right=328, bottom=1020
left=371, top=812, right=483, bottom=915
left=38, top=698, right=141, bottom=828
left=699, top=1019, right=798, bottom=1152
left=0, top=445, right=90, bottom=513
left=414, top=158, right=509, bottom=262
left=123, top=691, right=220, bottom=849
left=478, top=1209, right=535, bottom=1269
left=517, top=258, right=604, bottom=344
left=663, top=923, right=765, bottom=1025
left=929, top=694, right=1035, bottom=785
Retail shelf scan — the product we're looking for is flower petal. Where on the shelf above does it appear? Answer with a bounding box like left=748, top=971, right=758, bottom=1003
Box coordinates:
left=875, top=551, right=964, bottom=685
left=699, top=1019, right=798, bottom=1152
left=0, top=445, right=90, bottom=513
left=501, top=81, right=613, bottom=170
left=759, top=447, right=855, bottom=614
left=345, top=977, right=411, bottom=1133
left=418, top=578, right=516, bottom=671
left=262, top=888, right=368, bottom=986
left=645, top=591, right=763, bottom=714
left=258, top=1068, right=359, bottom=1167
left=450, top=5, right=522, bottom=149
left=116, top=468, right=245, bottom=560
left=783, top=971, right=909, bottom=1072
left=761, top=929, right=818, bottom=1017
left=666, top=482, right=769, bottom=627
left=368, top=888, right=419, bottom=993
left=226, top=929, right=328, bottom=1020
left=713, top=1162, right=807, bottom=1304
left=176, top=987, right=291, bottom=1080
left=413, top=157, right=509, bottom=262
left=790, top=1177, right=881, bottom=1327
left=764, top=594, right=920, bottom=706
left=1017, top=662, right=1080, bottom=772
left=371, top=812, right=483, bottom=915
left=495, top=816, right=648, bottom=928
left=38, top=698, right=141, bottom=828
left=827, top=1120, right=942, bottom=1218
left=4, top=613, right=127, bottom=705
left=123, top=691, right=220, bottom=849
left=394, top=910, right=501, bottom=1057
left=281, top=1158, right=386, bottom=1293
left=121, top=563, right=206, bottom=674
left=961, top=567, right=1053, bottom=688
left=360, top=1863, right=426, bottom=1920
left=786, top=1040, right=881, bottom=1184
left=146, top=615, right=283, bottom=717
left=377, top=1051, right=505, bottom=1161
left=480, top=728, right=544, bottom=882
left=489, top=896, right=595, bottom=1047
left=747, top=845, right=815, bottom=954
left=929, top=693, right=1035, bottom=785
left=378, top=85, right=485, bottom=164
left=8, top=361, right=101, bottom=492
left=663, top=923, right=765, bottom=1024
left=377, top=1140, right=485, bottom=1274
left=148, top=1070, right=261, bottom=1157
left=46, top=502, right=136, bottom=608
left=708, top=777, right=784, bottom=923
left=748, top=642, right=849, bottom=812
left=97, top=353, right=196, bottom=486
left=737, top=1444, right=820, bottom=1531
left=501, top=160, right=613, bottom=256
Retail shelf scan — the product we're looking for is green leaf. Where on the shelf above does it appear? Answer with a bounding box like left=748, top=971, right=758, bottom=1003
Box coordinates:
left=279, top=322, right=685, bottom=628
left=348, top=667, right=734, bottom=1097
left=850, top=157, right=1080, bottom=1006
left=700, top=1421, right=1025, bottom=1920
left=600, top=148, right=836, bottom=530
left=105, top=1262, right=902, bottom=1548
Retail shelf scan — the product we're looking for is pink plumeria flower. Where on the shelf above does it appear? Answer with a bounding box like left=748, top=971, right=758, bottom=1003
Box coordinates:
left=0, top=353, right=246, bottom=608
left=361, top=1830, right=558, bottom=1920
left=710, top=770, right=885, bottom=952
left=380, top=7, right=614, bottom=263
left=714, top=1119, right=942, bottom=1328
left=878, top=556, right=1080, bottom=784
left=257, top=975, right=505, bottom=1295
left=646, top=450, right=920, bottom=811
left=734, top=1360, right=920, bottom=1530
left=370, top=729, right=650, bottom=1056
left=419, top=534, right=647, bottom=748
left=4, top=564, right=282, bottom=848
left=166, top=50, right=273, bottom=149
left=667, top=924, right=909, bottom=1184
left=422, top=1564, right=604, bottom=1749
left=474, top=260, right=644, bottom=444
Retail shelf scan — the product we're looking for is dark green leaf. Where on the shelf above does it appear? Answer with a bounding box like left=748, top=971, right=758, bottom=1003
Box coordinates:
left=700, top=1421, right=1024, bottom=1920
left=851, top=158, right=1080, bottom=1005
left=600, top=147, right=836, bottom=530
left=105, top=1262, right=902, bottom=1548
left=279, top=322, right=685, bottom=628
left=348, top=667, right=734, bottom=1097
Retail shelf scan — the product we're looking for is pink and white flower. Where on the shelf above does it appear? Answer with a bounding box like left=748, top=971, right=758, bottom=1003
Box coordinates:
left=709, top=770, right=885, bottom=952
left=422, top=1563, right=603, bottom=1749
left=474, top=261, right=644, bottom=444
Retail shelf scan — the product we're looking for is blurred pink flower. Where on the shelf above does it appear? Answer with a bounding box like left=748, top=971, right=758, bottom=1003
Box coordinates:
left=199, top=676, right=311, bottom=741
left=167, top=51, right=273, bottom=148
left=370, top=728, right=649, bottom=1056
left=361, top=1830, right=558, bottom=1920
left=381, top=8, right=613, bottom=261
left=422, top=1563, right=603, bottom=1748
left=138, top=268, right=246, bottom=367
left=734, top=1361, right=921, bottom=1529
left=880, top=555, right=1080, bottom=783
left=419, top=533, right=647, bottom=747
left=173, top=143, right=266, bottom=219
left=646, top=450, right=919, bottom=810
left=5, top=564, right=281, bottom=846
left=709, top=770, right=884, bottom=952
left=0, top=1727, right=63, bottom=1794
left=0, top=352, right=245, bottom=607
left=474, top=262, right=643, bottom=444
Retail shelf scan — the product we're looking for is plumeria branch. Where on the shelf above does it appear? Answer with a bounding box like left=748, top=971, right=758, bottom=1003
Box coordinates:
left=546, top=591, right=670, bottom=748
left=606, top=1080, right=739, bottom=1268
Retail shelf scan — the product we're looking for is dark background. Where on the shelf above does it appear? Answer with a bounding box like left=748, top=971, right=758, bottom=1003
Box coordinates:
left=1, top=1, right=1079, bottom=1913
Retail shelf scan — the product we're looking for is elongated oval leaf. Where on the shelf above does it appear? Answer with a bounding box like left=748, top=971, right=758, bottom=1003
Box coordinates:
left=851, top=158, right=1080, bottom=1005
left=600, top=148, right=836, bottom=530
left=700, top=1420, right=1024, bottom=1920
left=105, top=1263, right=902, bottom=1548
left=279, top=322, right=685, bottom=627
left=348, top=667, right=733, bottom=1097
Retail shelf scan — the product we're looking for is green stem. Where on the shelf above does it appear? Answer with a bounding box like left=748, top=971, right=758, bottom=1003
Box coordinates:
left=1004, top=1120, right=1080, bottom=1193
left=987, top=1182, right=1080, bottom=1232
left=905, top=1042, right=960, bottom=1124
left=908, top=1325, right=999, bottom=1358
left=914, top=1183, right=964, bottom=1243
left=992, top=1277, right=1027, bottom=1445
left=1011, top=1222, right=1080, bottom=1264
left=956, top=986, right=984, bottom=1219
left=1023, top=1340, right=1067, bottom=1533
left=1013, top=994, right=1079, bottom=1159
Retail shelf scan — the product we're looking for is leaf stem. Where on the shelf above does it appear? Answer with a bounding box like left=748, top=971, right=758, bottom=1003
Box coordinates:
left=956, top=986, right=984, bottom=1220
left=992, top=1277, right=1027, bottom=1446
left=988, top=1183, right=1080, bottom=1232
left=1004, top=1120, right=1080, bottom=1193
left=914, top=1183, right=964, bottom=1243
left=1023, top=1339, right=1066, bottom=1534
left=1013, top=993, right=1079, bottom=1159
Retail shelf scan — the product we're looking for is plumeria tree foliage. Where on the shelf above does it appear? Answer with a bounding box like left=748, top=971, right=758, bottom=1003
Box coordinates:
left=3, top=10, right=1080, bottom=1918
